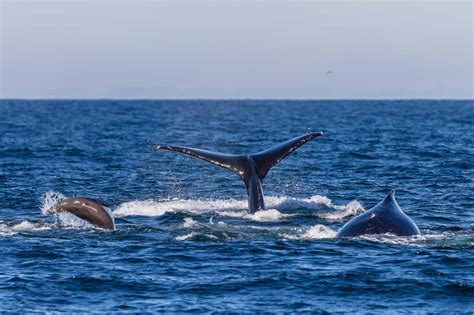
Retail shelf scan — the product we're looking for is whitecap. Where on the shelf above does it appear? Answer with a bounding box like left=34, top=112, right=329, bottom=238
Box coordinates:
left=282, top=224, right=337, bottom=240
left=175, top=232, right=196, bottom=241
left=182, top=217, right=199, bottom=228
left=175, top=232, right=219, bottom=241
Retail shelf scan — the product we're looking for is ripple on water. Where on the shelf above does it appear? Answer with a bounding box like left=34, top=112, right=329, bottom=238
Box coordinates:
left=1, top=100, right=472, bottom=312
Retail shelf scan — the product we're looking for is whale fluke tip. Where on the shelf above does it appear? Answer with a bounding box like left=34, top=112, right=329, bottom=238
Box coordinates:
left=389, top=190, right=396, bottom=198
left=156, top=145, right=170, bottom=151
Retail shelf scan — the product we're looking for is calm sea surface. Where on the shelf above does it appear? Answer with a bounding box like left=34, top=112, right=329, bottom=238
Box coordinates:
left=0, top=100, right=473, bottom=313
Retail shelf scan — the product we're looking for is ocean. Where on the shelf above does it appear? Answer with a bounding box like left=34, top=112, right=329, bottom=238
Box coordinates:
left=0, top=100, right=472, bottom=312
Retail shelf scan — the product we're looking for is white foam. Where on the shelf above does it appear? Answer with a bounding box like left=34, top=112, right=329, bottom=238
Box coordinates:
left=317, top=200, right=364, bottom=220
left=357, top=231, right=450, bottom=246
left=182, top=217, right=199, bottom=228
left=175, top=232, right=219, bottom=241
left=283, top=224, right=337, bottom=240
left=12, top=221, right=47, bottom=232
left=0, top=220, right=53, bottom=236
left=113, top=198, right=247, bottom=217
left=113, top=195, right=362, bottom=221
left=272, top=195, right=364, bottom=220
left=215, top=210, right=248, bottom=219
left=176, top=232, right=196, bottom=241
left=301, top=224, right=337, bottom=239
left=216, top=208, right=286, bottom=222
left=245, top=209, right=285, bottom=222
left=0, top=221, right=16, bottom=236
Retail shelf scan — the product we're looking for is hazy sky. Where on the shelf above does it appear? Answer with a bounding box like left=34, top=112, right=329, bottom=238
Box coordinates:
left=0, top=0, right=472, bottom=99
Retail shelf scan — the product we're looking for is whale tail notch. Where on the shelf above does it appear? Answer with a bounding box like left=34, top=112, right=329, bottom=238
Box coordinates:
left=156, top=132, right=323, bottom=188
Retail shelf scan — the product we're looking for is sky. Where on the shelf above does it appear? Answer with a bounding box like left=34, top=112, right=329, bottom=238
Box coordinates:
left=0, top=0, right=472, bottom=99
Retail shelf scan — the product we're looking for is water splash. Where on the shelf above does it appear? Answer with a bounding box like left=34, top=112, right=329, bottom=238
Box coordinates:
left=41, top=191, right=66, bottom=215
left=113, top=195, right=363, bottom=221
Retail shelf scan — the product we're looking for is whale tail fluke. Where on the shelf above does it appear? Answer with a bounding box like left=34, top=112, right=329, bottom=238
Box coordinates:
left=251, top=132, right=323, bottom=179
left=156, top=145, right=251, bottom=181
left=156, top=132, right=323, bottom=186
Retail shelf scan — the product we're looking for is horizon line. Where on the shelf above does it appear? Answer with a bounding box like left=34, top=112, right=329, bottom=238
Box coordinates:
left=0, top=97, right=473, bottom=102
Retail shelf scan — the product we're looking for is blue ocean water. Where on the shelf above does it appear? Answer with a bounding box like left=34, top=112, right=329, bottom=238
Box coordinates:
left=0, top=100, right=472, bottom=313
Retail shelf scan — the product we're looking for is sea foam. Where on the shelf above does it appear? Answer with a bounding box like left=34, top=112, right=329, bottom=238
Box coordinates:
left=113, top=195, right=364, bottom=222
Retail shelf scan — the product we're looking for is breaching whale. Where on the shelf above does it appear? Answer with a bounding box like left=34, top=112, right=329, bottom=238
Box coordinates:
left=336, top=191, right=420, bottom=237
left=157, top=132, right=323, bottom=214
left=47, top=197, right=115, bottom=230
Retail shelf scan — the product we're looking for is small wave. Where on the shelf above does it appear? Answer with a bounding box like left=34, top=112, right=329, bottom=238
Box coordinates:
left=182, top=217, right=199, bottom=228
left=176, top=232, right=218, bottom=241
left=175, top=232, right=234, bottom=241
left=113, top=195, right=363, bottom=221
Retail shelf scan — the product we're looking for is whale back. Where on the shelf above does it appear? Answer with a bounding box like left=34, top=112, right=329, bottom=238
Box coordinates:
left=51, top=197, right=115, bottom=230
left=336, top=191, right=420, bottom=237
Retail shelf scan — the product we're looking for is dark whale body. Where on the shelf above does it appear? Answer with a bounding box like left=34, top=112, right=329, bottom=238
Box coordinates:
left=157, top=132, right=323, bottom=214
left=336, top=191, right=420, bottom=238
left=48, top=197, right=115, bottom=230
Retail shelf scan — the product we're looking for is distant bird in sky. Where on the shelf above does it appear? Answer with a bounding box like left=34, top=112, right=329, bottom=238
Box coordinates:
left=326, top=71, right=335, bottom=75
